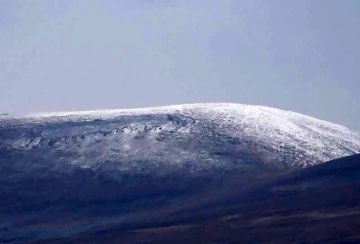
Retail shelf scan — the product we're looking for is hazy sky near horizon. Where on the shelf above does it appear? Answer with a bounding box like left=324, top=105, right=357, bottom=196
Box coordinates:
left=1, top=0, right=359, bottom=131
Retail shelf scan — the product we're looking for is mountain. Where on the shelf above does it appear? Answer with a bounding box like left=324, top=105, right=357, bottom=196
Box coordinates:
left=0, top=103, right=359, bottom=243
left=2, top=103, right=359, bottom=169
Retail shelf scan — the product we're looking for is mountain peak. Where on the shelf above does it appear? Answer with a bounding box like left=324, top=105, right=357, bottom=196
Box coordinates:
left=1, top=103, right=359, bottom=172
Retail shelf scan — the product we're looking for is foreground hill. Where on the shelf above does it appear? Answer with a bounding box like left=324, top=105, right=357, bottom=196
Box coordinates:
left=0, top=103, right=359, bottom=242
left=38, top=154, right=360, bottom=244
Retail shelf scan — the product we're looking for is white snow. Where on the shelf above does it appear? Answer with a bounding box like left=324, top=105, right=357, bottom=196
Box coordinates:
left=2, top=103, right=360, bottom=170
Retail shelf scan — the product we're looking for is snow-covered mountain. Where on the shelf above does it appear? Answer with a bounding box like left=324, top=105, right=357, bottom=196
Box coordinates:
left=1, top=103, right=360, bottom=242
left=1, top=103, right=359, bottom=175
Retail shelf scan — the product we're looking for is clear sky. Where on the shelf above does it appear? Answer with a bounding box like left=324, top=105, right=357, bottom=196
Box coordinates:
left=0, top=0, right=359, bottom=131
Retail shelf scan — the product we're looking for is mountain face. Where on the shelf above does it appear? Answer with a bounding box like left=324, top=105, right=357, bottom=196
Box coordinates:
left=0, top=103, right=359, bottom=243
left=1, top=103, right=359, bottom=173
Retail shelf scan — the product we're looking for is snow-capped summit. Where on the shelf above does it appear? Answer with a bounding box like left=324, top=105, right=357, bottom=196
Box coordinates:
left=1, top=103, right=360, bottom=242
left=1, top=103, right=359, bottom=175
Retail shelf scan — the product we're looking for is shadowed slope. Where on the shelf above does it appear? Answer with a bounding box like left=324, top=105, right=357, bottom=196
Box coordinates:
left=36, top=154, right=360, bottom=244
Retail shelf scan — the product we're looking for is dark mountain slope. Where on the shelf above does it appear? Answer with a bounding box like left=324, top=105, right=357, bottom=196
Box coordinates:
left=38, top=154, right=360, bottom=244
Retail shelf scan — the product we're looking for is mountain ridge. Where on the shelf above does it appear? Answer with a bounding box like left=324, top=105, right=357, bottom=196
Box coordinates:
left=4, top=103, right=359, bottom=132
left=1, top=103, right=359, bottom=169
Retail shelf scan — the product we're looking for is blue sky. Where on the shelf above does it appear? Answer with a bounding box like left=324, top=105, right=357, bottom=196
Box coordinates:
left=0, top=0, right=359, bottom=131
